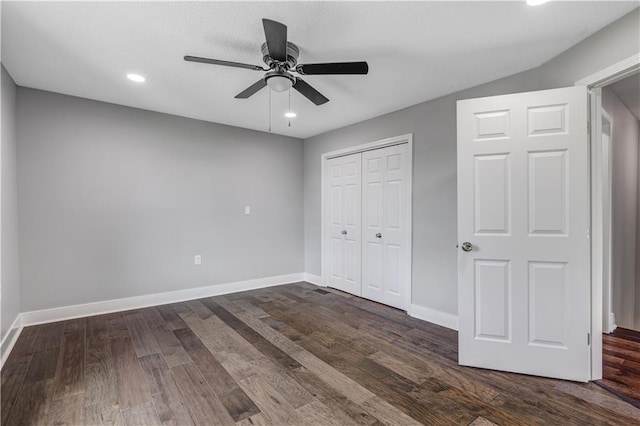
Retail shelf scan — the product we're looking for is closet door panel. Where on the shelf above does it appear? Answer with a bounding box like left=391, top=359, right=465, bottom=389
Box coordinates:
left=325, top=153, right=361, bottom=296
left=383, top=145, right=409, bottom=308
left=362, top=150, right=385, bottom=302
left=362, top=144, right=409, bottom=309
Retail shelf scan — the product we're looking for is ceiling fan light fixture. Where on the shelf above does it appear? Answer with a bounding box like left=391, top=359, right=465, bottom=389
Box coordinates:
left=285, top=111, right=297, bottom=118
left=526, top=0, right=550, bottom=5
left=265, top=73, right=294, bottom=92
left=126, top=73, right=146, bottom=83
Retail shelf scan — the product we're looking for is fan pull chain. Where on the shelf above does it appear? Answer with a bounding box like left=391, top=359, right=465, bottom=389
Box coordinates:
left=288, top=86, right=291, bottom=127
left=268, top=88, right=272, bottom=133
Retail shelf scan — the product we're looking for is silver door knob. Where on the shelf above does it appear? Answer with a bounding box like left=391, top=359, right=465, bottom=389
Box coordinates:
left=375, top=233, right=382, bottom=238
left=461, top=242, right=473, bottom=252
left=341, top=230, right=347, bottom=235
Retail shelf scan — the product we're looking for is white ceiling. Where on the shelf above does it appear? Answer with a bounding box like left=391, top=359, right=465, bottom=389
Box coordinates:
left=2, top=1, right=637, bottom=138
left=609, top=73, right=640, bottom=122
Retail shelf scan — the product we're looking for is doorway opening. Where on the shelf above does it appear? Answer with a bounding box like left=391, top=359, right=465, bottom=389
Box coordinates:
left=575, top=52, right=640, bottom=384
left=594, top=71, right=640, bottom=404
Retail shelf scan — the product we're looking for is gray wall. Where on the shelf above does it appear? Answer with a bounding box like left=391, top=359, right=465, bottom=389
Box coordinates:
left=304, top=8, right=640, bottom=316
left=538, top=8, right=640, bottom=89
left=2, top=64, right=21, bottom=341
left=17, top=88, right=304, bottom=312
left=603, top=87, right=639, bottom=331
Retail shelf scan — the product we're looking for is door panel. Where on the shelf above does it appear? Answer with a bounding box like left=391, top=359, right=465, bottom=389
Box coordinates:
left=362, top=144, right=410, bottom=309
left=330, top=238, right=342, bottom=280
left=386, top=180, right=402, bottom=229
left=325, top=153, right=361, bottom=296
left=474, top=154, right=510, bottom=235
left=475, top=260, right=511, bottom=342
left=528, top=261, right=567, bottom=347
left=365, top=242, right=383, bottom=289
left=528, top=150, right=567, bottom=235
left=457, top=86, right=590, bottom=382
left=344, top=238, right=358, bottom=284
left=362, top=149, right=385, bottom=303
left=385, top=244, right=402, bottom=295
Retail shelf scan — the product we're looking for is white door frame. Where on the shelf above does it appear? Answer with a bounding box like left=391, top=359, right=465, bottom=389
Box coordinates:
left=575, top=52, right=640, bottom=380
left=320, top=133, right=413, bottom=310
left=600, top=110, right=614, bottom=335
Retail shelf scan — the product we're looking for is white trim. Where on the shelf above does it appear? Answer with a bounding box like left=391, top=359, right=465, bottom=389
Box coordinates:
left=600, top=109, right=614, bottom=337
left=608, top=313, right=617, bottom=334
left=320, top=133, right=413, bottom=310
left=575, top=53, right=640, bottom=88
left=589, top=88, right=604, bottom=380
left=1, top=314, right=23, bottom=369
left=322, top=133, right=414, bottom=160
left=20, top=273, right=304, bottom=327
left=408, top=304, right=459, bottom=331
left=303, top=273, right=324, bottom=286
left=404, top=141, right=414, bottom=311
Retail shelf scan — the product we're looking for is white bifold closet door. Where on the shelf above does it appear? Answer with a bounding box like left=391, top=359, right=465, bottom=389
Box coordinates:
left=361, top=144, right=410, bottom=309
left=324, top=143, right=410, bottom=310
left=326, top=153, right=362, bottom=296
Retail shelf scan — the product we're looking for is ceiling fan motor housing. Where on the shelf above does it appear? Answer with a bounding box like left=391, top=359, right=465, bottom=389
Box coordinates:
left=261, top=41, right=300, bottom=70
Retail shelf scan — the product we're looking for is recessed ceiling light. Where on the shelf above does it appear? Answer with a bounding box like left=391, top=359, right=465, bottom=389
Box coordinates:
left=526, top=0, right=550, bottom=5
left=284, top=111, right=297, bottom=118
left=127, top=73, right=146, bottom=83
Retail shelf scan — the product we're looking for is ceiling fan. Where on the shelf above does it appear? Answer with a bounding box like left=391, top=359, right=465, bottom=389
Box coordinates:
left=184, top=18, right=369, bottom=106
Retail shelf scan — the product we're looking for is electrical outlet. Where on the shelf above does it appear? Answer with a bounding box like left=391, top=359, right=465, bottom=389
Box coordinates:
left=244, top=206, right=251, bottom=215
left=194, top=255, right=201, bottom=265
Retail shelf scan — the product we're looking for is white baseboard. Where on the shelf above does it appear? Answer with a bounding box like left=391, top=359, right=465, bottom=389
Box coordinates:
left=1, top=314, right=24, bottom=369
left=303, top=273, right=324, bottom=286
left=608, top=313, right=617, bottom=333
left=20, top=273, right=305, bottom=327
left=409, top=304, right=459, bottom=331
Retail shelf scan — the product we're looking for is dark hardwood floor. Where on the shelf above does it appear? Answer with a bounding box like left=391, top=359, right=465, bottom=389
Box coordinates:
left=2, top=282, right=640, bottom=425
left=600, top=327, right=640, bottom=407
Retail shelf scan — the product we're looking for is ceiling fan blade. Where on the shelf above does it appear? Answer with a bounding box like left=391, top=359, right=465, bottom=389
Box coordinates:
left=235, top=79, right=267, bottom=99
left=293, top=78, right=329, bottom=105
left=262, top=19, right=287, bottom=62
left=184, top=56, right=266, bottom=71
left=296, top=61, right=369, bottom=75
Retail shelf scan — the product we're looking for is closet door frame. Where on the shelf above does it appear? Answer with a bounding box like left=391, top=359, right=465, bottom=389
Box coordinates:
left=321, top=133, right=413, bottom=310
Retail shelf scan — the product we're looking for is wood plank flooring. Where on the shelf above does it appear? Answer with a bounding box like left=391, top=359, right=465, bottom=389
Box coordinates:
left=3, top=282, right=640, bottom=425
left=599, top=327, right=640, bottom=407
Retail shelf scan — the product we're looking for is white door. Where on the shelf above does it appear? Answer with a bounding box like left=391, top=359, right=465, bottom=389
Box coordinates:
left=457, top=86, right=590, bottom=381
left=326, top=153, right=362, bottom=296
left=362, top=144, right=411, bottom=309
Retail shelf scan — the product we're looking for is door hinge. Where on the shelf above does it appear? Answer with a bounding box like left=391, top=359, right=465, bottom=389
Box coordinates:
left=587, top=121, right=591, bottom=135
left=587, top=333, right=591, bottom=346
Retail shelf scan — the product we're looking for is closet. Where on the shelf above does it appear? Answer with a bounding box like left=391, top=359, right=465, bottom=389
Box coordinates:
left=323, top=141, right=411, bottom=310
